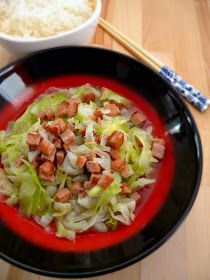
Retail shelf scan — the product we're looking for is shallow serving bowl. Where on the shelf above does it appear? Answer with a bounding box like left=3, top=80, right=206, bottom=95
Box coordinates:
left=0, top=46, right=202, bottom=278
left=0, top=0, right=101, bottom=56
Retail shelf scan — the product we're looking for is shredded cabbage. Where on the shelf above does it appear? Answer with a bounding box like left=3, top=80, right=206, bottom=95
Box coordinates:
left=69, top=84, right=101, bottom=100
left=78, top=195, right=98, bottom=209
left=46, top=185, right=57, bottom=197
left=28, top=150, right=40, bottom=162
left=6, top=191, right=19, bottom=206
left=93, top=222, right=108, bottom=232
left=70, top=144, right=91, bottom=155
left=93, top=155, right=111, bottom=172
left=85, top=121, right=95, bottom=142
left=131, top=127, right=157, bottom=172
left=61, top=152, right=83, bottom=176
left=0, top=131, right=7, bottom=153
left=0, top=84, right=164, bottom=242
left=34, top=214, right=54, bottom=231
left=19, top=160, right=52, bottom=217
left=11, top=93, right=67, bottom=135
left=53, top=202, right=71, bottom=217
left=106, top=217, right=118, bottom=230
left=76, top=102, right=97, bottom=122
left=97, top=115, right=129, bottom=146
left=56, top=218, right=76, bottom=241
left=96, top=180, right=122, bottom=212
left=101, top=88, right=131, bottom=107
left=0, top=168, right=14, bottom=195
left=88, top=185, right=103, bottom=197
left=130, top=178, right=155, bottom=190
left=109, top=198, right=136, bottom=225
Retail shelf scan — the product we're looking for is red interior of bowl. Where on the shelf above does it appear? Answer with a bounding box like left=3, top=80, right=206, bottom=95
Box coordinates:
left=0, top=74, right=174, bottom=252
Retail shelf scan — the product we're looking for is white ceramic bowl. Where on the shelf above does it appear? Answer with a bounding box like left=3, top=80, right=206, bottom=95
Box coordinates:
left=0, top=0, right=101, bottom=56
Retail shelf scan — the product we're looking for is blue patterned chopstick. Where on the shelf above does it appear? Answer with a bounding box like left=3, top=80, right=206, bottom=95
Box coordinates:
left=159, top=66, right=210, bottom=112
left=99, top=18, right=209, bottom=112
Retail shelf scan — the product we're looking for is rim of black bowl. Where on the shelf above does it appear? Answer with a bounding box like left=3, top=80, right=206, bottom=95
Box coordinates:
left=0, top=46, right=203, bottom=278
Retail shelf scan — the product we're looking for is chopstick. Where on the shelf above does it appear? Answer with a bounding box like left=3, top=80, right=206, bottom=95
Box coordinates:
left=99, top=18, right=210, bottom=112
left=100, top=18, right=162, bottom=70
left=100, top=19, right=160, bottom=72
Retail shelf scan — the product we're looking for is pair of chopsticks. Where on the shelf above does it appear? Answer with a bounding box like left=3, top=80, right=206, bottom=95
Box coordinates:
left=99, top=18, right=210, bottom=112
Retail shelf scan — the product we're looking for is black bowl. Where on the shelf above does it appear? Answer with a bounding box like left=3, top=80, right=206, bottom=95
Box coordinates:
left=0, top=47, right=202, bottom=278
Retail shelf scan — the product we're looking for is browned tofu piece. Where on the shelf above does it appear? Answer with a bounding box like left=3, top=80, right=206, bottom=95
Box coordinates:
left=41, top=148, right=56, bottom=163
left=57, top=99, right=80, bottom=118
left=57, top=101, right=70, bottom=117
left=46, top=108, right=55, bottom=120
left=131, top=111, right=146, bottom=127
left=39, top=161, right=55, bottom=176
left=44, top=123, right=60, bottom=137
left=97, top=173, right=114, bottom=189
left=105, top=103, right=120, bottom=116
left=111, top=158, right=125, bottom=172
left=121, top=182, right=132, bottom=194
left=31, top=156, right=42, bottom=169
left=39, top=138, right=55, bottom=156
left=152, top=143, right=165, bottom=160
left=86, top=161, right=101, bottom=173
left=154, top=138, right=165, bottom=146
left=76, top=156, right=87, bottom=168
left=56, top=188, right=71, bottom=203
left=107, top=131, right=124, bottom=150
left=83, top=92, right=96, bottom=104
left=26, top=133, right=41, bottom=148
left=54, top=118, right=66, bottom=133
left=71, top=181, right=83, bottom=195
left=90, top=173, right=101, bottom=185
left=57, top=101, right=69, bottom=117
left=60, top=129, right=76, bottom=144
left=68, top=98, right=80, bottom=117
left=56, top=150, right=65, bottom=165
left=94, top=108, right=103, bottom=118
left=39, top=108, right=55, bottom=121
left=110, top=149, right=121, bottom=160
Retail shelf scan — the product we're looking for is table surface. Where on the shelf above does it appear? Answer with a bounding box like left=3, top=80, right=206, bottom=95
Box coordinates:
left=0, top=0, right=210, bottom=279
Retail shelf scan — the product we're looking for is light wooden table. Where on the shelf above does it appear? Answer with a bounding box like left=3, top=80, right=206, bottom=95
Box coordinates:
left=0, top=1, right=210, bottom=279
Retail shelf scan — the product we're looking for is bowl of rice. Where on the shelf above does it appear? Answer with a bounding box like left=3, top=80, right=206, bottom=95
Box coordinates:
left=0, top=0, right=101, bottom=56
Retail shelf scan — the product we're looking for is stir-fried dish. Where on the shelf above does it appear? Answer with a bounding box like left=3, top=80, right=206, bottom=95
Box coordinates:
left=0, top=84, right=165, bottom=240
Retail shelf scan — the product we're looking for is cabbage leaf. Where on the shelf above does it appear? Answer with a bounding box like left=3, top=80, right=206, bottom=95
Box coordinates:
left=101, top=88, right=131, bottom=107
left=19, top=160, right=52, bottom=217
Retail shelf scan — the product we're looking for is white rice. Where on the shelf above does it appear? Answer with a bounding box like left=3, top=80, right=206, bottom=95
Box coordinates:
left=0, top=0, right=94, bottom=38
